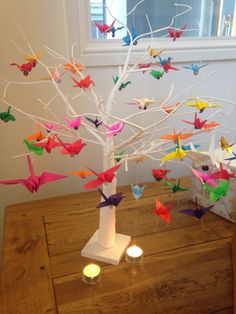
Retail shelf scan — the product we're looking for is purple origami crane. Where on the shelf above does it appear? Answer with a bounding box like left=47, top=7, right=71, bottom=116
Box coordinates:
left=96, top=188, right=126, bottom=208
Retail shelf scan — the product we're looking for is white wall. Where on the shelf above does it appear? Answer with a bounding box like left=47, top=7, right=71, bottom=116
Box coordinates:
left=0, top=0, right=236, bottom=255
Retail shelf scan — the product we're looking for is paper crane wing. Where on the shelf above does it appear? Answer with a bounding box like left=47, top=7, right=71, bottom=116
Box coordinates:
left=39, top=172, right=67, bottom=186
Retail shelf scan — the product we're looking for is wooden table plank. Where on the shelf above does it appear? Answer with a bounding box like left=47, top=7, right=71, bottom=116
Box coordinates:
left=45, top=199, right=223, bottom=256
left=50, top=218, right=233, bottom=278
left=54, top=239, right=233, bottom=314
left=0, top=218, right=56, bottom=314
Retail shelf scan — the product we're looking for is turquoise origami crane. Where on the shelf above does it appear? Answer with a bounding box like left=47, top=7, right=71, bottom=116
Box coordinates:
left=131, top=184, right=146, bottom=200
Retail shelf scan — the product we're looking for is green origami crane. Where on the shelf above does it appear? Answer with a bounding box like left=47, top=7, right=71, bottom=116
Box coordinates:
left=150, top=69, right=165, bottom=80
left=0, top=106, right=16, bottom=122
left=112, top=76, right=131, bottom=91
left=114, top=150, right=126, bottom=162
left=163, top=179, right=189, bottom=193
left=203, top=180, right=230, bottom=202
left=24, top=139, right=44, bottom=156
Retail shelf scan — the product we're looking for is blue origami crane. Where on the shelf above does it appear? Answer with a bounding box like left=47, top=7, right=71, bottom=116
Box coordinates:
left=122, top=26, right=138, bottom=46
left=131, top=184, right=146, bottom=200
left=183, top=63, right=208, bottom=75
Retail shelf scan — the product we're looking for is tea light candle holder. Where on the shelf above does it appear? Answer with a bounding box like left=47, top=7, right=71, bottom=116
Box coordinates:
left=82, top=264, right=101, bottom=285
left=125, top=245, right=143, bottom=263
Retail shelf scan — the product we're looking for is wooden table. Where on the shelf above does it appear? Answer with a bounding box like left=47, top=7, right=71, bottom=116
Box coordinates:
left=1, top=178, right=235, bottom=314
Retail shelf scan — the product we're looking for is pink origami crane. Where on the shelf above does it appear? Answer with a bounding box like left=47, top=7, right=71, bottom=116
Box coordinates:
left=103, top=121, right=124, bottom=137
left=192, top=168, right=217, bottom=186
left=56, top=136, right=86, bottom=156
left=0, top=155, right=66, bottom=193
left=83, top=163, right=121, bottom=189
left=43, top=122, right=62, bottom=133
left=95, top=19, right=116, bottom=33
left=65, top=116, right=82, bottom=130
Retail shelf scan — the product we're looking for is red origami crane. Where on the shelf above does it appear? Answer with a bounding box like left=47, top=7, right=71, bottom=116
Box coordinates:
left=33, top=135, right=61, bottom=153
left=83, top=163, right=121, bottom=189
left=10, top=62, right=35, bottom=76
left=95, top=19, right=116, bottom=33
left=56, top=136, right=86, bottom=157
left=71, top=75, right=95, bottom=89
left=151, top=197, right=174, bottom=224
left=182, top=113, right=207, bottom=129
left=152, top=168, right=171, bottom=181
left=168, top=24, right=187, bottom=41
left=211, top=163, right=236, bottom=180
left=0, top=155, right=66, bottom=193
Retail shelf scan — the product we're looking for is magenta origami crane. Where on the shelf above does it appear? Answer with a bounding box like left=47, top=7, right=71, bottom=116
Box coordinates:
left=103, top=121, right=124, bottom=137
left=95, top=19, right=116, bottom=34
left=168, top=24, right=187, bottom=41
left=83, top=163, right=121, bottom=189
left=65, top=116, right=82, bottom=130
left=0, top=155, right=66, bottom=193
left=191, top=168, right=217, bottom=186
left=56, top=136, right=86, bottom=156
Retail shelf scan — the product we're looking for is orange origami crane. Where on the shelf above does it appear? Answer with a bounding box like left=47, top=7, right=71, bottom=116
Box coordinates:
left=151, top=197, right=174, bottom=224
left=63, top=59, right=85, bottom=74
left=161, top=129, right=193, bottom=143
left=69, top=169, right=93, bottom=179
left=27, top=125, right=46, bottom=142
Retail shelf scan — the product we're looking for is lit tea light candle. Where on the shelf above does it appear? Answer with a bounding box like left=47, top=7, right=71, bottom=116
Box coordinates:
left=125, top=245, right=143, bottom=263
left=82, top=264, right=101, bottom=285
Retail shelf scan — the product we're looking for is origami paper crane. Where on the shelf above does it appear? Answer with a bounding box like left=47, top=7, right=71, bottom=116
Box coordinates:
left=23, top=139, right=44, bottom=156
left=83, top=163, right=121, bottom=189
left=133, top=156, right=149, bottom=163
left=211, top=162, right=236, bottom=180
left=33, top=135, right=61, bottom=153
left=179, top=198, right=214, bottom=219
left=151, top=197, right=174, bottom=224
left=224, top=152, right=236, bottom=161
left=160, top=103, right=179, bottom=114
left=69, top=169, right=93, bottom=179
left=71, top=75, right=95, bottom=89
left=148, top=47, right=165, bottom=58
left=202, top=121, right=219, bottom=131
left=111, top=25, right=124, bottom=37
left=150, top=69, right=165, bottom=80
left=127, top=98, right=156, bottom=110
left=122, top=25, right=138, bottom=46
left=96, top=188, right=126, bottom=208
left=85, top=116, right=103, bottom=128
left=24, top=51, right=40, bottom=66
left=152, top=168, right=171, bottom=181
left=43, top=122, right=62, bottom=133
left=41, top=69, right=63, bottom=83
left=166, top=144, right=200, bottom=153
left=95, top=19, right=116, bottom=34
left=10, top=61, right=35, bottom=76
left=183, top=63, right=208, bottom=75
left=163, top=179, right=189, bottom=193
left=63, top=61, right=84, bottom=74
left=56, top=137, right=86, bottom=156
left=158, top=57, right=179, bottom=72
left=65, top=116, right=82, bottom=130
left=161, top=129, right=193, bottom=142
left=0, top=106, right=16, bottom=122
left=0, top=155, right=66, bottom=193
left=161, top=137, right=188, bottom=162
left=103, top=121, right=124, bottom=137
left=131, top=184, right=146, bottom=200
left=27, top=125, right=46, bottom=142
left=203, top=180, right=230, bottom=202
left=182, top=113, right=207, bottom=129
left=220, top=136, right=235, bottom=154
left=168, top=24, right=187, bottom=41
left=114, top=151, right=126, bottom=162
left=113, top=76, right=131, bottom=90
left=184, top=97, right=222, bottom=113
left=138, top=63, right=151, bottom=73
left=191, top=168, right=217, bottom=186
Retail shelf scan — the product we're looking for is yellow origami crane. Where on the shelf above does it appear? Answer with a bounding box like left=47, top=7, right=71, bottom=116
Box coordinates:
left=25, top=50, right=40, bottom=63
left=161, top=137, right=187, bottom=161
left=220, top=136, right=235, bottom=154
left=184, top=97, right=222, bottom=113
left=148, top=47, right=165, bottom=58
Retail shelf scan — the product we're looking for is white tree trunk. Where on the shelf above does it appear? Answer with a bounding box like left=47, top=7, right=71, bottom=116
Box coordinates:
left=98, top=136, right=117, bottom=248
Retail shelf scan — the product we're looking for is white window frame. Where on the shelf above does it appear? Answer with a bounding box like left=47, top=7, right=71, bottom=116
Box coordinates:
left=64, top=0, right=236, bottom=67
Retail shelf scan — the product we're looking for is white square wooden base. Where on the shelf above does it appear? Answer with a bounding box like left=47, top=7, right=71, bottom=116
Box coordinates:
left=81, top=230, right=131, bottom=265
